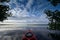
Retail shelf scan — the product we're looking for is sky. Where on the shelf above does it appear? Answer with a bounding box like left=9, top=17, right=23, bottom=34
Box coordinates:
left=1, top=0, right=60, bottom=24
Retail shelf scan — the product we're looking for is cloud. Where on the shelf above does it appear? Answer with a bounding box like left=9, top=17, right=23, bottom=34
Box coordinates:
left=3, top=0, right=50, bottom=24
left=6, top=13, right=49, bottom=24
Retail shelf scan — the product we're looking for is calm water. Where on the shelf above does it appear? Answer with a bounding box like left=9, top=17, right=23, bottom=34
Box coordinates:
left=0, top=24, right=60, bottom=40
left=0, top=24, right=48, bottom=31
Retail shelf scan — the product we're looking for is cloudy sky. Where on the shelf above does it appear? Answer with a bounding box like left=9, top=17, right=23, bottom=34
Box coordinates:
left=2, top=0, right=60, bottom=24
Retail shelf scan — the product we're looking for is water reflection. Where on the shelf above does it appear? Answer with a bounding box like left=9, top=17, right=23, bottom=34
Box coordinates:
left=49, top=32, right=60, bottom=40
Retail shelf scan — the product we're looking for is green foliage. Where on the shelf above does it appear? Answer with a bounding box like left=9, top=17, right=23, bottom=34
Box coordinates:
left=48, top=0, right=60, bottom=6
left=0, top=0, right=11, bottom=22
left=44, top=10, right=52, bottom=17
left=44, top=0, right=60, bottom=30
left=0, top=0, right=10, bottom=2
left=45, top=10, right=60, bottom=30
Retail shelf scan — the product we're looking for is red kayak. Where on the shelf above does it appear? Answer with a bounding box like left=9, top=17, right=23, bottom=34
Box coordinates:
left=22, top=30, right=37, bottom=40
